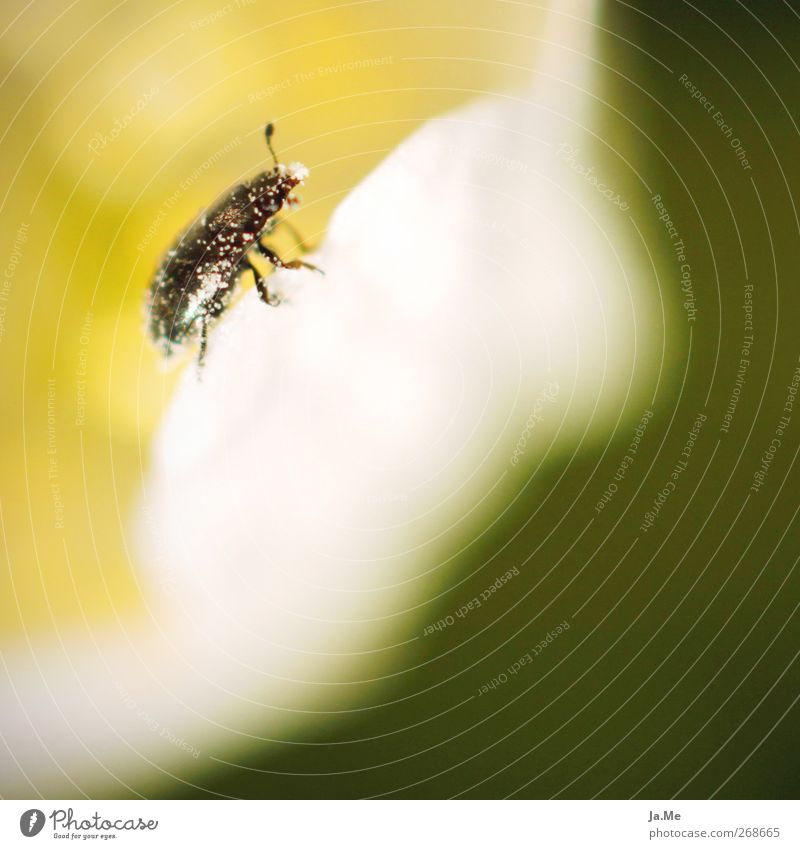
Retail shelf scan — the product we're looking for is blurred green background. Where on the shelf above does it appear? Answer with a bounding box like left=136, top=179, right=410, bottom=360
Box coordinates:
left=1, top=0, right=799, bottom=798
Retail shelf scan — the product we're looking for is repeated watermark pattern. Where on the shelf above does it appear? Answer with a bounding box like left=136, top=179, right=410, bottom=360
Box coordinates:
left=510, top=381, right=560, bottom=466
left=749, top=356, right=800, bottom=495
left=0, top=221, right=29, bottom=343
left=720, top=282, right=754, bottom=434
left=189, top=0, right=255, bottom=29
left=477, top=620, right=571, bottom=696
left=640, top=411, right=707, bottom=532
left=117, top=682, right=200, bottom=759
left=595, top=409, right=654, bottom=513
left=556, top=143, right=630, bottom=210
left=137, top=136, right=243, bottom=252
left=248, top=57, right=394, bottom=102
left=46, top=379, right=64, bottom=530
left=678, top=73, right=752, bottom=170
left=423, top=567, right=520, bottom=636
left=445, top=142, right=532, bottom=176
left=652, top=193, right=696, bottom=322
left=88, top=86, right=159, bottom=155
left=75, top=312, right=93, bottom=428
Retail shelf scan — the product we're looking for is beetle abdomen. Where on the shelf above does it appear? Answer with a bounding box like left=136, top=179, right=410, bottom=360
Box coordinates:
left=148, top=185, right=257, bottom=352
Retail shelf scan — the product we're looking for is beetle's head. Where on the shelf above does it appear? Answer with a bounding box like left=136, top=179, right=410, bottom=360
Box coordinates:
left=263, top=161, right=308, bottom=209
left=277, top=161, right=309, bottom=188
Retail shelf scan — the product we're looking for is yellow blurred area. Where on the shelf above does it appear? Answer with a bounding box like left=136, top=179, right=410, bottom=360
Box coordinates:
left=0, top=0, right=554, bottom=636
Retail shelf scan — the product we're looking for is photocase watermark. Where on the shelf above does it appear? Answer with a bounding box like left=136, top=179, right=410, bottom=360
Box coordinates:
left=248, top=56, right=394, bottom=102
left=749, top=356, right=800, bottom=494
left=477, top=620, right=571, bottom=696
left=18, top=809, right=45, bottom=837
left=678, top=73, right=752, bottom=170
left=75, top=312, right=93, bottom=428
left=422, top=567, right=520, bottom=636
left=46, top=378, right=64, bottom=530
left=137, top=135, right=243, bottom=252
left=639, top=411, right=707, bottom=532
left=652, top=193, right=696, bottom=322
left=595, top=409, right=654, bottom=513
left=88, top=85, right=159, bottom=155
left=720, top=282, right=753, bottom=434
left=510, top=381, right=559, bottom=466
left=20, top=807, right=158, bottom=836
left=556, top=142, right=630, bottom=210
left=117, top=682, right=200, bottom=759
left=0, top=221, right=29, bottom=343
left=189, top=0, right=255, bottom=29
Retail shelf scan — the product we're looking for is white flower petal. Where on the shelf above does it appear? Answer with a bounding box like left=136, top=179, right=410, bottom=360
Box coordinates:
left=1, top=0, right=658, bottom=794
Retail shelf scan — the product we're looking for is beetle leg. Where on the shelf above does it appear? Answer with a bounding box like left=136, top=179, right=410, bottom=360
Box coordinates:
left=274, top=219, right=316, bottom=254
left=194, top=316, right=209, bottom=377
left=244, top=257, right=282, bottom=306
left=254, top=241, right=323, bottom=275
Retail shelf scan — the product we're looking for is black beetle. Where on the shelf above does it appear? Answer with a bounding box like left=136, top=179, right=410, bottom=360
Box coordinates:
left=146, top=123, right=319, bottom=366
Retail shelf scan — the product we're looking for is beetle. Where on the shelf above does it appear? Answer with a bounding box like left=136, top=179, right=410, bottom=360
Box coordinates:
left=146, top=122, right=320, bottom=366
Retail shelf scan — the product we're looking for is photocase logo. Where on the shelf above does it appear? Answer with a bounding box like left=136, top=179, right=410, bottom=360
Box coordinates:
left=19, top=809, right=45, bottom=837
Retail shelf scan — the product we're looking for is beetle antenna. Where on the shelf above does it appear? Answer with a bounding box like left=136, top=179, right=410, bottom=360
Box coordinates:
left=264, top=122, right=279, bottom=168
